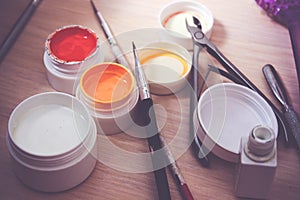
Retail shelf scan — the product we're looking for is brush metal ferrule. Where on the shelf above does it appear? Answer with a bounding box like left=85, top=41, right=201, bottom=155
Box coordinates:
left=132, top=43, right=151, bottom=100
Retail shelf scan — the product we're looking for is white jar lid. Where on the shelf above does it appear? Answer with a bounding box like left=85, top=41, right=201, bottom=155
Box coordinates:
left=196, top=83, right=278, bottom=162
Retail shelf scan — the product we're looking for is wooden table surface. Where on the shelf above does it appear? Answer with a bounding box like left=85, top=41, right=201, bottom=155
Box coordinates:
left=1, top=0, right=300, bottom=199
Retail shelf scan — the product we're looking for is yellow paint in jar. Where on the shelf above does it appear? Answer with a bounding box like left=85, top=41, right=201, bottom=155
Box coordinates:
left=141, top=52, right=189, bottom=83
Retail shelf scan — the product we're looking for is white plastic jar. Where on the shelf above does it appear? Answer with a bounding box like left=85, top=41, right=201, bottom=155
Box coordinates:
left=76, top=62, right=139, bottom=135
left=159, top=0, right=214, bottom=50
left=138, top=42, right=192, bottom=95
left=6, top=92, right=97, bottom=192
left=43, top=25, right=104, bottom=95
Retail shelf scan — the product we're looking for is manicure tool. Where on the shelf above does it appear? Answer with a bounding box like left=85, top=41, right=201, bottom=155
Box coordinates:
left=184, top=18, right=210, bottom=167
left=186, top=16, right=289, bottom=145
left=263, top=64, right=300, bottom=154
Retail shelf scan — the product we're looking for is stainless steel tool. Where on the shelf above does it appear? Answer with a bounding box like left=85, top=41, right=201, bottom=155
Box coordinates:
left=186, top=17, right=210, bottom=167
left=263, top=64, right=300, bottom=153
left=186, top=16, right=289, bottom=145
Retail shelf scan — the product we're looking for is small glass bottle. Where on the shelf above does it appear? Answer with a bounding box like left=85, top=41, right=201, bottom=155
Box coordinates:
left=235, top=125, right=277, bottom=199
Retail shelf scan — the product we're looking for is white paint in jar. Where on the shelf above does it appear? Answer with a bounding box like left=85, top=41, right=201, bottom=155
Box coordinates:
left=12, top=104, right=88, bottom=156
left=6, top=92, right=97, bottom=192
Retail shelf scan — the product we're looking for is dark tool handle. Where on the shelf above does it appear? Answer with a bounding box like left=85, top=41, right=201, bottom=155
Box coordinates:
left=152, top=165, right=171, bottom=200
left=139, top=98, right=171, bottom=200
left=288, top=19, right=300, bottom=95
left=0, top=0, right=40, bottom=63
left=140, top=98, right=164, bottom=151
left=284, top=107, right=300, bottom=153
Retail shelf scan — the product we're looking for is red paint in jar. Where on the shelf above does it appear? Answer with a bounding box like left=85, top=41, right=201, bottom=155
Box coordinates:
left=48, top=26, right=98, bottom=62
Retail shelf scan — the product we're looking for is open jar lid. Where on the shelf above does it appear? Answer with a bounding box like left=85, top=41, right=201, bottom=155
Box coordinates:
left=196, top=83, right=278, bottom=162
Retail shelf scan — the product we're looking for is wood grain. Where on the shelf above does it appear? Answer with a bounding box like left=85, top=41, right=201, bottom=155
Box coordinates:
left=0, top=0, right=299, bottom=199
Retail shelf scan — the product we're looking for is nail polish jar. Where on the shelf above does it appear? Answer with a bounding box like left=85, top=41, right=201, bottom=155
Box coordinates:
left=76, top=62, right=139, bottom=135
left=43, top=25, right=104, bottom=95
left=159, top=0, right=214, bottom=50
left=138, top=42, right=192, bottom=95
left=6, top=92, right=97, bottom=192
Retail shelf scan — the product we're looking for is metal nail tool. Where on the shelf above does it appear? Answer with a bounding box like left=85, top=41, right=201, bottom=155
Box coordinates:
left=186, top=16, right=289, bottom=145
left=263, top=64, right=300, bottom=154
left=185, top=18, right=210, bottom=167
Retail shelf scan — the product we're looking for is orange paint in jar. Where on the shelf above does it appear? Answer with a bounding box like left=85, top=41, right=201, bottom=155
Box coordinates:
left=80, top=63, right=134, bottom=109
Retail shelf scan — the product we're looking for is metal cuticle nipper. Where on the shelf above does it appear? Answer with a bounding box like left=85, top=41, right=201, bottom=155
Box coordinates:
left=186, top=16, right=290, bottom=147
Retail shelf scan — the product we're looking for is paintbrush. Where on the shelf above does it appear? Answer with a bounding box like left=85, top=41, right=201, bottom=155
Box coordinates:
left=90, top=0, right=129, bottom=67
left=132, top=42, right=171, bottom=200
left=159, top=135, right=194, bottom=200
